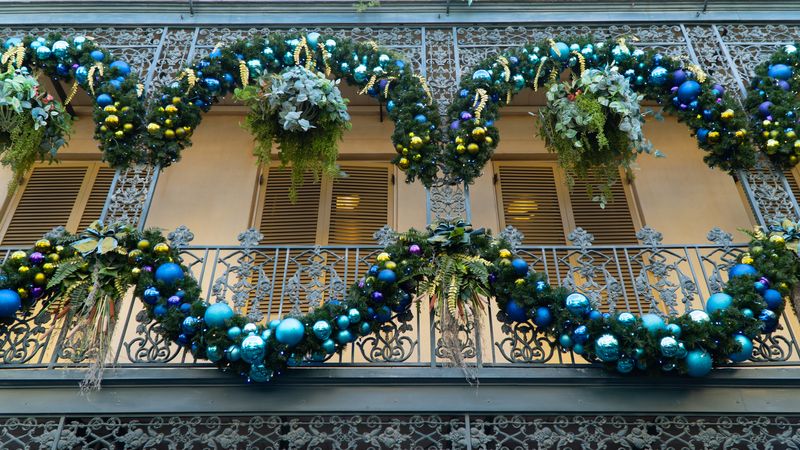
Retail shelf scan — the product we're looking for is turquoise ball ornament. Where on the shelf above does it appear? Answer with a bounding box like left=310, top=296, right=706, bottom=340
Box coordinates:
left=659, top=336, right=679, bottom=357
left=275, top=318, right=305, bottom=346
left=206, top=345, right=223, bottom=363
left=705, top=292, right=733, bottom=314
left=359, top=321, right=371, bottom=335
left=742, top=308, right=754, bottom=318
left=51, top=40, right=69, bottom=58
left=347, top=308, right=362, bottom=324
left=677, top=80, right=702, bottom=105
left=72, top=36, right=86, bottom=50
left=325, top=39, right=337, bottom=52
left=306, top=32, right=321, bottom=48
left=616, top=358, right=635, bottom=374
left=246, top=59, right=262, bottom=76
left=617, top=312, right=636, bottom=326
left=549, top=42, right=570, bottom=61
left=312, top=320, right=332, bottom=340
left=565, top=293, right=590, bottom=316
left=90, top=49, right=105, bottom=62
left=378, top=269, right=397, bottom=284
left=249, top=364, right=272, bottom=382
left=763, top=289, right=783, bottom=310
left=559, top=334, right=573, bottom=348
left=505, top=300, right=528, bottom=323
left=512, top=74, right=525, bottom=91
left=785, top=44, right=798, bottom=55
left=269, top=319, right=281, bottom=331
left=666, top=323, right=682, bottom=337
left=0, top=289, right=22, bottom=318
left=336, top=315, right=350, bottom=330
left=611, top=45, right=630, bottom=62
left=649, top=66, right=668, bottom=85
left=322, top=339, right=336, bottom=354
left=685, top=349, right=713, bottom=377
left=641, top=313, right=665, bottom=335
left=729, top=263, right=758, bottom=279
left=226, top=345, right=241, bottom=361
left=262, top=47, right=275, bottom=61
left=35, top=45, right=51, bottom=60
left=227, top=326, right=242, bottom=340
left=3, top=37, right=21, bottom=50
left=155, top=262, right=184, bottom=286
left=204, top=302, right=234, bottom=328
left=472, top=69, right=492, bottom=83
left=354, top=64, right=368, bottom=83
left=511, top=258, right=528, bottom=276
left=75, top=66, right=88, bottom=84
left=337, top=329, right=354, bottom=344
left=240, top=334, right=266, bottom=364
left=688, top=309, right=710, bottom=323
left=729, top=334, right=753, bottom=362
left=594, top=334, right=620, bottom=362
left=768, top=64, right=793, bottom=80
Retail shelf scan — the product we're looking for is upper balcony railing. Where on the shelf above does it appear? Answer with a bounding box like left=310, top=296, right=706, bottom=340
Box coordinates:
left=1, top=224, right=798, bottom=376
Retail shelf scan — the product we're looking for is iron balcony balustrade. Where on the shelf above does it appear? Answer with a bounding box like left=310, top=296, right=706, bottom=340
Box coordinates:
left=1, top=224, right=798, bottom=375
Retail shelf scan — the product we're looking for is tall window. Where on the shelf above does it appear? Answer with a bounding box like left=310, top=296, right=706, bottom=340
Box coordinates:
left=0, top=162, right=114, bottom=246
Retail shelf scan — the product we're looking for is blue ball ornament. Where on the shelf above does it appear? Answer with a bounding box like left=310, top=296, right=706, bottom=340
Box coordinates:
left=181, top=316, right=199, bottom=335
left=143, top=287, right=160, bottom=305
left=729, top=263, right=758, bottom=279
left=226, top=345, right=241, bottom=361
left=227, top=326, right=242, bottom=340
left=348, top=308, right=362, bottom=324
left=763, top=289, right=784, bottom=310
left=261, top=329, right=272, bottom=341
left=573, top=344, right=584, bottom=354
left=109, top=79, right=122, bottom=90
left=96, top=93, right=113, bottom=107
left=322, top=339, right=337, bottom=354
left=336, top=315, right=351, bottom=330
left=51, top=40, right=69, bottom=58
left=206, top=345, right=222, bottom=363
left=109, top=60, right=131, bottom=77
left=535, top=280, right=547, bottom=292
left=3, top=37, right=22, bottom=50
left=511, top=258, right=528, bottom=276
left=153, top=304, right=168, bottom=317
left=378, top=269, right=397, bottom=284
left=375, top=305, right=392, bottom=322
left=565, top=293, right=590, bottom=316
left=768, top=64, right=793, bottom=81
left=35, top=46, right=51, bottom=60
left=414, top=114, right=428, bottom=123
left=386, top=100, right=396, bottom=112
left=336, top=330, right=354, bottom=344
left=666, top=323, right=682, bottom=337
left=246, top=59, right=262, bottom=76
left=155, top=262, right=184, bottom=286
left=249, top=364, right=272, bottom=382
left=672, top=69, right=688, bottom=86
left=312, top=320, right=332, bottom=340
left=533, top=306, right=552, bottom=327
left=754, top=281, right=767, bottom=293
left=209, top=48, right=222, bottom=59
left=641, top=313, right=665, bottom=335
left=589, top=310, right=602, bottom=321
left=729, top=334, right=753, bottom=362
left=240, top=334, right=266, bottom=363
left=360, top=321, right=371, bottom=335
left=705, top=292, right=733, bottom=314
left=760, top=309, right=779, bottom=333
left=204, top=302, right=234, bottom=328
left=90, top=50, right=105, bottom=62
left=659, top=336, right=679, bottom=357
left=559, top=334, right=573, bottom=348
left=549, top=42, right=570, bottom=61
left=180, top=303, right=192, bottom=314
left=697, top=128, right=709, bottom=144
left=685, top=349, right=713, bottom=377
left=203, top=77, right=221, bottom=93
left=472, top=69, right=492, bottom=83
left=275, top=318, right=305, bottom=346
left=30, top=40, right=41, bottom=50
left=594, top=334, right=620, bottom=362
left=56, top=63, right=70, bottom=76
left=617, top=312, right=636, bottom=326
left=306, top=32, right=321, bottom=48
left=742, top=308, right=754, bottom=318
left=354, top=64, right=368, bottom=82
left=677, top=80, right=702, bottom=104
left=611, top=45, right=630, bottom=62
left=688, top=309, right=710, bottom=323
left=0, top=289, right=21, bottom=318
left=177, top=334, right=190, bottom=346
left=573, top=325, right=589, bottom=344
left=269, top=319, right=281, bottom=331
left=616, top=358, right=635, bottom=373
left=504, top=300, right=528, bottom=323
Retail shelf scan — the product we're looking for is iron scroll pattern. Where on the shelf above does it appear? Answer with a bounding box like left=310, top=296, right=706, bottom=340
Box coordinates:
left=2, top=414, right=800, bottom=449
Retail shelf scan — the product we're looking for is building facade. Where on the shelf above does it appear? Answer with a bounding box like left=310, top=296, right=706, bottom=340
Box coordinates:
left=2, top=1, right=800, bottom=448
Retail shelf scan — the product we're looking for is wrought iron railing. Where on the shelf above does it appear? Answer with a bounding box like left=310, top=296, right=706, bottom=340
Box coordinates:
left=1, top=225, right=799, bottom=374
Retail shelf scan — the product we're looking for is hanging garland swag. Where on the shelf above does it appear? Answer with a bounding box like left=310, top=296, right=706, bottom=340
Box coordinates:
left=0, top=218, right=796, bottom=384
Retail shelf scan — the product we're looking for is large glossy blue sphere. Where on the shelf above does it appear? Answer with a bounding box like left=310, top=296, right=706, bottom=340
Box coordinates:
left=729, top=334, right=753, bottom=362
left=729, top=263, right=758, bottom=279
left=181, top=316, right=200, bottom=334
left=676, top=80, right=702, bottom=104
left=705, top=292, right=733, bottom=314
left=760, top=309, right=779, bottom=333
left=240, top=334, right=266, bottom=364
left=51, top=40, right=69, bottom=58
left=96, top=93, right=113, bottom=107
left=768, top=64, right=793, bottom=80
left=565, top=293, right=590, bottom=316
left=109, top=60, right=131, bottom=77
left=90, top=50, right=105, bottom=62
left=641, top=313, right=665, bottom=335
left=275, top=318, right=305, bottom=346
left=649, top=66, right=668, bottom=85
left=204, top=302, right=234, bottom=328
left=377, top=269, right=397, bottom=284
left=533, top=306, right=552, bottom=327
left=504, top=300, right=528, bottom=323
left=573, top=325, right=589, bottom=344
left=472, top=69, right=492, bottom=83
left=155, top=262, right=184, bottom=286
left=511, top=258, right=528, bottom=276
left=595, top=334, right=620, bottom=362
left=0, top=289, right=21, bottom=318
left=686, top=349, right=713, bottom=377
left=142, top=286, right=160, bottom=305
left=763, top=289, right=783, bottom=310
left=617, top=312, right=636, bottom=326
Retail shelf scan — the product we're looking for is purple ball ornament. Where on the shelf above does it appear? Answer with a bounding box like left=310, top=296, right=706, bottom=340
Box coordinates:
left=450, top=120, right=461, bottom=130
left=672, top=69, right=687, bottom=86
left=29, top=252, right=44, bottom=265
left=759, top=101, right=774, bottom=118
left=778, top=80, right=791, bottom=91
left=758, top=277, right=770, bottom=288
left=142, top=265, right=153, bottom=273
left=31, top=286, right=44, bottom=299
left=460, top=111, right=473, bottom=121
left=409, top=244, right=422, bottom=256
left=371, top=291, right=384, bottom=303
left=167, top=295, right=181, bottom=307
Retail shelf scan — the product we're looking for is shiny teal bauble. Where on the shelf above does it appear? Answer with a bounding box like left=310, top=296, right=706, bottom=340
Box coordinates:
left=472, top=69, right=492, bottom=83
left=249, top=364, right=272, bottom=382
left=611, top=45, right=630, bottom=62
left=594, top=334, right=620, bottom=362
left=325, top=39, right=337, bottom=52
left=206, top=345, right=223, bottom=363
left=204, top=302, right=234, bottom=328
left=269, top=319, right=281, bottom=330
left=785, top=44, right=797, bottom=55
left=240, top=334, right=266, bottom=364
left=705, top=292, right=733, bottom=314
left=359, top=321, right=371, bottom=335
left=641, top=313, right=665, bottom=335
left=3, top=37, right=21, bottom=50
left=322, top=338, right=336, bottom=354
left=35, top=45, right=51, bottom=60
left=729, top=334, right=753, bottom=362
left=275, top=318, right=305, bottom=346
left=51, top=40, right=69, bottom=58
left=666, top=323, right=682, bottom=337
left=73, top=36, right=86, bottom=50
left=659, top=336, right=679, bottom=357
left=559, top=334, right=573, bottom=348
left=0, top=289, right=21, bottom=318
left=565, top=293, right=590, bottom=316
left=154, top=262, right=184, bottom=286
left=262, top=47, right=275, bottom=61
left=354, top=64, right=368, bottom=83
left=649, top=66, right=668, bottom=85
left=616, top=358, right=634, bottom=373
left=676, top=342, right=688, bottom=359
left=246, top=59, right=262, bottom=76
left=378, top=54, right=391, bottom=67
left=243, top=323, right=258, bottom=334
left=512, top=74, right=525, bottom=91
left=312, top=320, right=332, bottom=340
left=306, top=32, right=321, bottom=48
left=336, top=315, right=350, bottom=330
left=688, top=309, right=710, bottom=323
left=686, top=349, right=712, bottom=377
left=336, top=329, right=354, bottom=344
left=226, top=345, right=241, bottom=361
left=617, top=312, right=636, bottom=326
left=549, top=42, right=570, bottom=61
left=347, top=308, right=362, bottom=324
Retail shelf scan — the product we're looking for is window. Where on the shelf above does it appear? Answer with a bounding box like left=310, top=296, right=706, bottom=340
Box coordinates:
left=250, top=162, right=393, bottom=317
left=0, top=162, right=115, bottom=246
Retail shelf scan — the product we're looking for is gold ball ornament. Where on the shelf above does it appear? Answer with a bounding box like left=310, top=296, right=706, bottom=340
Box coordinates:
left=409, top=136, right=424, bottom=150
left=395, top=143, right=403, bottom=152
left=398, top=157, right=410, bottom=169
left=164, top=129, right=176, bottom=140
left=770, top=234, right=785, bottom=244
left=762, top=131, right=770, bottom=138
left=137, top=240, right=150, bottom=250
left=115, top=130, right=124, bottom=138
left=485, top=136, right=494, bottom=145
left=132, top=267, right=141, bottom=276
left=80, top=262, right=90, bottom=271
left=182, top=126, right=192, bottom=136
left=123, top=123, right=134, bottom=131
left=412, top=154, right=422, bottom=162
left=43, top=263, right=55, bottom=274
left=471, top=127, right=486, bottom=141
left=456, top=144, right=466, bottom=154
left=787, top=130, right=797, bottom=140
left=707, top=131, right=720, bottom=143
left=172, top=96, right=182, bottom=105
left=128, top=249, right=143, bottom=263
left=498, top=249, right=512, bottom=258
left=741, top=255, right=754, bottom=264
left=34, top=239, right=51, bottom=251
left=104, top=114, right=119, bottom=127
left=153, top=243, right=170, bottom=255
left=794, top=140, right=800, bottom=149
left=55, top=245, right=64, bottom=252
left=17, top=288, right=28, bottom=299
left=515, top=278, right=526, bottom=286
left=164, top=105, right=178, bottom=114
left=499, top=258, right=511, bottom=266
left=385, top=261, right=397, bottom=270
left=767, top=139, right=779, bottom=149
left=175, top=127, right=186, bottom=138
left=100, top=125, right=108, bottom=133
left=763, top=120, right=772, bottom=127
left=147, top=123, right=161, bottom=134
left=164, top=119, right=173, bottom=127
left=791, top=156, right=798, bottom=165
left=33, top=273, right=46, bottom=285
left=47, top=253, right=60, bottom=263
left=455, top=136, right=464, bottom=145
left=734, top=129, right=747, bottom=139
left=10, top=251, right=26, bottom=262
left=377, top=252, right=391, bottom=262
left=401, top=148, right=409, bottom=156
left=18, top=266, right=29, bottom=274
left=720, top=109, right=734, bottom=120
left=103, top=105, right=117, bottom=114
left=467, top=143, right=480, bottom=154
left=121, top=106, right=130, bottom=113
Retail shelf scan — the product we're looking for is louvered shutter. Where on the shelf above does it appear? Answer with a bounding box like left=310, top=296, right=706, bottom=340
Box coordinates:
left=78, top=167, right=115, bottom=231
left=328, top=165, right=391, bottom=245
left=496, top=165, right=567, bottom=245
left=1, top=166, right=88, bottom=246
left=784, top=169, right=800, bottom=204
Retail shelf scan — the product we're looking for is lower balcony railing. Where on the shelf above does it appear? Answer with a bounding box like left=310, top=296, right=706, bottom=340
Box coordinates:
left=1, top=225, right=799, bottom=374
